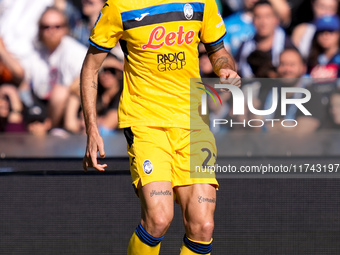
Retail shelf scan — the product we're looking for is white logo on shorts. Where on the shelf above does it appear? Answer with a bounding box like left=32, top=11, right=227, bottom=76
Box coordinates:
left=143, top=159, right=153, bottom=175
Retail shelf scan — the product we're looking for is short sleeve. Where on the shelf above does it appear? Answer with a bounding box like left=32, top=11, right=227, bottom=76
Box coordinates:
left=200, top=0, right=226, bottom=45
left=89, top=1, right=124, bottom=51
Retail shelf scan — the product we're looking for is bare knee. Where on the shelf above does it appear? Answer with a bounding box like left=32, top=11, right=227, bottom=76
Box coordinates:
left=185, top=219, right=214, bottom=241
left=143, top=211, right=173, bottom=238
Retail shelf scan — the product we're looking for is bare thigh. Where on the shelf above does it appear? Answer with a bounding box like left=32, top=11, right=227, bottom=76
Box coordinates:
left=175, top=183, right=216, bottom=241
left=138, top=181, right=174, bottom=237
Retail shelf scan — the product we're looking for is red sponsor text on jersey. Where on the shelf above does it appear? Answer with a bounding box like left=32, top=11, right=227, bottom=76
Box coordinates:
left=142, top=25, right=195, bottom=50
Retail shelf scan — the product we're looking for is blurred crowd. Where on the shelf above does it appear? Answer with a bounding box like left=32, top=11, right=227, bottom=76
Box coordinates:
left=203, top=0, right=340, bottom=134
left=0, top=0, right=340, bottom=136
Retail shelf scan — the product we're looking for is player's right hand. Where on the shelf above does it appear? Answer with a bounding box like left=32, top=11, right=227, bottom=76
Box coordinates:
left=83, top=129, right=107, bottom=172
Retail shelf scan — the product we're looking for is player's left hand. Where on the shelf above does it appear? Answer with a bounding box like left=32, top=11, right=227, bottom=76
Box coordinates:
left=219, top=68, right=241, bottom=90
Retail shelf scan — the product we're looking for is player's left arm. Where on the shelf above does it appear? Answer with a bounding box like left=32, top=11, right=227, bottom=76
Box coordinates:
left=199, top=0, right=240, bottom=87
left=208, top=46, right=241, bottom=88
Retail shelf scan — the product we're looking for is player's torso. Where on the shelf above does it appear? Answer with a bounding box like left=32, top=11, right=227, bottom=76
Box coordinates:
left=114, top=0, right=206, bottom=127
left=118, top=0, right=204, bottom=86
left=92, top=0, right=227, bottom=128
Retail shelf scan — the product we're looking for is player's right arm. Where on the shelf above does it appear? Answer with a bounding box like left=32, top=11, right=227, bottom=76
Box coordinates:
left=81, top=1, right=123, bottom=171
left=81, top=45, right=108, bottom=171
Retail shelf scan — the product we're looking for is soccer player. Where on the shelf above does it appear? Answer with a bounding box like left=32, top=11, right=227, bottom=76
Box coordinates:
left=81, top=0, right=240, bottom=254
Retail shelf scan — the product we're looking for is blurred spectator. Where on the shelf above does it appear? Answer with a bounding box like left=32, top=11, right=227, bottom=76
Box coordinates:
left=292, top=0, right=338, bottom=58
left=222, top=0, right=290, bottom=27
left=267, top=0, right=291, bottom=27
left=71, top=0, right=124, bottom=60
left=223, top=0, right=259, bottom=56
left=285, top=0, right=313, bottom=35
left=0, top=33, right=26, bottom=132
left=222, top=0, right=244, bottom=14
left=54, top=0, right=83, bottom=31
left=0, top=38, right=24, bottom=86
left=277, top=48, right=308, bottom=81
left=304, top=15, right=340, bottom=119
left=264, top=48, right=324, bottom=133
left=0, top=85, right=26, bottom=133
left=307, top=15, right=340, bottom=79
left=235, top=0, right=294, bottom=78
left=243, top=50, right=277, bottom=119
left=226, top=51, right=277, bottom=132
left=324, top=90, right=340, bottom=129
left=20, top=7, right=87, bottom=135
left=224, top=0, right=292, bottom=57
left=71, top=0, right=105, bottom=47
left=64, top=54, right=123, bottom=135
left=247, top=50, right=277, bottom=79
left=0, top=0, right=54, bottom=71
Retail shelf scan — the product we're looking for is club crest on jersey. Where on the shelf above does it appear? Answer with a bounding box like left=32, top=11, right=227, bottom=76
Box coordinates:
left=143, top=159, right=153, bottom=175
left=184, top=3, right=194, bottom=20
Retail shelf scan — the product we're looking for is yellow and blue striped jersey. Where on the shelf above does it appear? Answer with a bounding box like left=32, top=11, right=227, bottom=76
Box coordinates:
left=90, top=0, right=226, bottom=128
